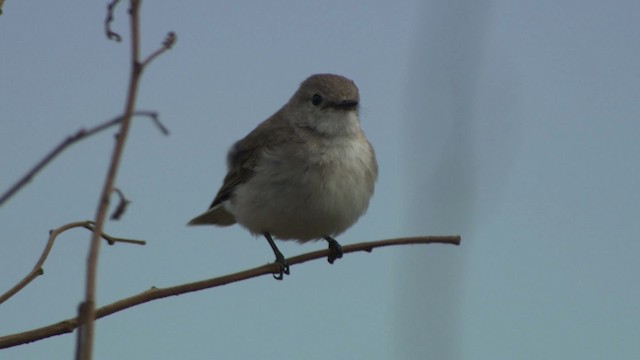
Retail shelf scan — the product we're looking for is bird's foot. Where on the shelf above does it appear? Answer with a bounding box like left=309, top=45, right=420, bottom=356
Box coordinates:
left=324, top=236, right=343, bottom=264
left=264, top=232, right=290, bottom=280
left=272, top=252, right=290, bottom=280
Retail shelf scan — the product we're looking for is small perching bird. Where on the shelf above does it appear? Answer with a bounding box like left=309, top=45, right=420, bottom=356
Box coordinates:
left=188, top=74, right=378, bottom=279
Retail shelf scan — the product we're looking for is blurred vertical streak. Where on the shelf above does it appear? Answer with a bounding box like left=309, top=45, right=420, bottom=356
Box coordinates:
left=395, top=1, right=493, bottom=358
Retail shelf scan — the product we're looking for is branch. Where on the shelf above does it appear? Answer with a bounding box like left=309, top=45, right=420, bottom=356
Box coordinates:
left=78, top=1, right=176, bottom=359
left=0, top=235, right=460, bottom=349
left=0, top=111, right=166, bottom=207
left=0, top=221, right=145, bottom=305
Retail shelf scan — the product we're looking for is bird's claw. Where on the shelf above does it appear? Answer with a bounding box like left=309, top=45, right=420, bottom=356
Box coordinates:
left=272, top=254, right=290, bottom=280
left=325, top=237, right=343, bottom=264
left=264, top=232, right=290, bottom=280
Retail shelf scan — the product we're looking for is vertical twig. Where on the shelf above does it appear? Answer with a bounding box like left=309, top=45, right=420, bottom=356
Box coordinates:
left=77, top=0, right=142, bottom=359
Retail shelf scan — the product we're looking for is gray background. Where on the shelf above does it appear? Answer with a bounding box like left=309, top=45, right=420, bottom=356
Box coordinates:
left=1, top=1, right=639, bottom=359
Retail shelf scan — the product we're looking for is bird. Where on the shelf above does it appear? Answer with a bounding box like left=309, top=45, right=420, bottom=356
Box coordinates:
left=188, top=74, right=378, bottom=279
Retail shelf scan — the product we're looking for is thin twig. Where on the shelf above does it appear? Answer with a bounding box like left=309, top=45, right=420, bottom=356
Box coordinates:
left=0, top=235, right=460, bottom=349
left=109, top=188, right=130, bottom=220
left=149, top=113, right=169, bottom=135
left=0, top=221, right=145, bottom=305
left=82, top=223, right=145, bottom=246
left=140, top=32, right=176, bottom=68
left=0, top=111, right=165, bottom=207
left=105, top=0, right=122, bottom=41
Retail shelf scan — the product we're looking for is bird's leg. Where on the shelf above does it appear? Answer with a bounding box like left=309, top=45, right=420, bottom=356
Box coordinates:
left=323, top=236, right=343, bottom=264
left=264, top=232, right=290, bottom=280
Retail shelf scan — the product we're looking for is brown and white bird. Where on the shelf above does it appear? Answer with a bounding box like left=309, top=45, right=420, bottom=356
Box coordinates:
left=189, top=74, right=378, bottom=279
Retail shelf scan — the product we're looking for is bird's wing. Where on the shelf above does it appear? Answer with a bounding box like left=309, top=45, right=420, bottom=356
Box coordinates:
left=208, top=113, right=295, bottom=209
left=207, top=161, right=254, bottom=209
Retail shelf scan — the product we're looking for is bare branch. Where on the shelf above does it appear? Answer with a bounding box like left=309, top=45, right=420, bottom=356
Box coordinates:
left=0, top=111, right=165, bottom=207
left=78, top=0, right=141, bottom=351
left=79, top=1, right=176, bottom=358
left=0, top=221, right=145, bottom=305
left=0, top=235, right=460, bottom=349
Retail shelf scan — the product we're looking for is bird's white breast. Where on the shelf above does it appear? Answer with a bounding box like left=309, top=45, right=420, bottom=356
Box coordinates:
left=227, top=117, right=377, bottom=242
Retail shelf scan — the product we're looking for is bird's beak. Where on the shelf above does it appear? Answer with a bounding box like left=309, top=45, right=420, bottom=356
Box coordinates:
left=331, top=99, right=359, bottom=110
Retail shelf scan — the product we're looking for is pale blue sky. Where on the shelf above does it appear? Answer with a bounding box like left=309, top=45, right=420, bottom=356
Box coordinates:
left=1, top=1, right=639, bottom=359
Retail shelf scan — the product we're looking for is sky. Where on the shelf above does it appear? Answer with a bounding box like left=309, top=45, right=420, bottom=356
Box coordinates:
left=1, top=1, right=639, bottom=359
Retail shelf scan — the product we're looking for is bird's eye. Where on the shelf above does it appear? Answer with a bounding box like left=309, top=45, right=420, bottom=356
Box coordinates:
left=311, top=93, right=323, bottom=106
